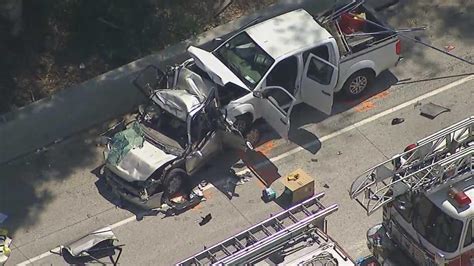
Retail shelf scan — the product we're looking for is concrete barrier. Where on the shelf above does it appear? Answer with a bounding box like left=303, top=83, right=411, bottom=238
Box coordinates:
left=0, top=0, right=330, bottom=164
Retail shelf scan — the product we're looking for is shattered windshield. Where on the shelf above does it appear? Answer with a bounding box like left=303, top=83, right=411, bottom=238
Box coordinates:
left=412, top=195, right=463, bottom=253
left=107, top=122, right=145, bottom=165
left=213, top=32, right=274, bottom=89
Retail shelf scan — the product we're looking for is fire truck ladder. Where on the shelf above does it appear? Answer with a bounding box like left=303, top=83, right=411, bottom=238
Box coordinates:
left=177, top=193, right=338, bottom=265
left=350, top=116, right=473, bottom=215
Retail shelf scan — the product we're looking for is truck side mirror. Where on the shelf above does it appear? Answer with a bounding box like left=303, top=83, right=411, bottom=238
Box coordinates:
left=253, top=90, right=263, bottom=98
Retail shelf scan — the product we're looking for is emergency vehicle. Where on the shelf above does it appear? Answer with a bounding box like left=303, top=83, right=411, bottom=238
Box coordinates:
left=177, top=193, right=355, bottom=265
left=350, top=116, right=473, bottom=265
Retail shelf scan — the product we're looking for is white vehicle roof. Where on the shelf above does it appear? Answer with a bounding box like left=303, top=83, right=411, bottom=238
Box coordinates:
left=428, top=175, right=473, bottom=220
left=245, top=9, right=332, bottom=59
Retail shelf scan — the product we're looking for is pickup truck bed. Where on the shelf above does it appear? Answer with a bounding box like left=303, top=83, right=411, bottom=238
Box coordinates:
left=320, top=5, right=400, bottom=92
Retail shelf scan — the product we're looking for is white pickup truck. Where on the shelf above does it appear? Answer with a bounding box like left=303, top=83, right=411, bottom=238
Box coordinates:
left=139, top=4, right=401, bottom=140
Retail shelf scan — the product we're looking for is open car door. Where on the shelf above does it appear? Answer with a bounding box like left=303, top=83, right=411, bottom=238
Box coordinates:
left=254, top=86, right=296, bottom=139
left=300, top=54, right=337, bottom=115
left=133, top=65, right=168, bottom=97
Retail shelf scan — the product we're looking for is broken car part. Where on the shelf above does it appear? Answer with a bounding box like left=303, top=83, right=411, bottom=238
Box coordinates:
left=54, top=227, right=124, bottom=266
left=419, top=102, right=451, bottom=119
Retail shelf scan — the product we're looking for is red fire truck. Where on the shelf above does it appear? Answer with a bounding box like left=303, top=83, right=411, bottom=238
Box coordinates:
left=350, top=116, right=473, bottom=265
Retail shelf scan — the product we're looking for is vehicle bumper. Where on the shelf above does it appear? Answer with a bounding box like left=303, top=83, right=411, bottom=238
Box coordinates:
left=103, top=168, right=163, bottom=210
left=366, top=224, right=419, bottom=265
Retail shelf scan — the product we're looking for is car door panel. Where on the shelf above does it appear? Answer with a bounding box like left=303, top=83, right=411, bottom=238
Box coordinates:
left=255, top=86, right=295, bottom=139
left=300, top=54, right=337, bottom=115
left=186, top=131, right=221, bottom=175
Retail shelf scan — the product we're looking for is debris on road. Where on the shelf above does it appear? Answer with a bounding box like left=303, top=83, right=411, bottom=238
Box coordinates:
left=311, top=158, right=318, bottom=162
left=323, top=184, right=330, bottom=189
left=444, top=44, right=455, bottom=52
left=54, top=227, right=123, bottom=265
left=337, top=151, right=343, bottom=155
left=420, top=102, right=451, bottom=119
left=262, top=187, right=276, bottom=202
left=230, top=169, right=252, bottom=183
left=199, top=214, right=212, bottom=226
left=391, top=117, right=404, bottom=125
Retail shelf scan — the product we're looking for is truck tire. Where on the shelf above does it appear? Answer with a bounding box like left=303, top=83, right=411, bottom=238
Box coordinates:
left=163, top=168, right=187, bottom=197
left=234, top=114, right=260, bottom=146
left=342, top=70, right=375, bottom=97
left=234, top=114, right=252, bottom=134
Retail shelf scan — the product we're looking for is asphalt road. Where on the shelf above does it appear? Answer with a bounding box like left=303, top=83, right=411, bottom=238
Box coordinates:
left=2, top=0, right=474, bottom=265
left=9, top=73, right=473, bottom=266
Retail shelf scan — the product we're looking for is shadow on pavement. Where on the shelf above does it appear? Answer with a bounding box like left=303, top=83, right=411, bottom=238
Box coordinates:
left=0, top=128, right=107, bottom=236
left=380, top=0, right=474, bottom=76
left=255, top=70, right=398, bottom=155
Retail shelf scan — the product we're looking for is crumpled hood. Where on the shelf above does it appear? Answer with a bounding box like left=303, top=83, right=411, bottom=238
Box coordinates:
left=187, top=46, right=249, bottom=91
left=107, top=140, right=177, bottom=182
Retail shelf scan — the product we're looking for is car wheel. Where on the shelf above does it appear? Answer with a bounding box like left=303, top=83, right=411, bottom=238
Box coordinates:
left=164, top=168, right=187, bottom=197
left=245, top=128, right=261, bottom=147
left=342, top=70, right=375, bottom=97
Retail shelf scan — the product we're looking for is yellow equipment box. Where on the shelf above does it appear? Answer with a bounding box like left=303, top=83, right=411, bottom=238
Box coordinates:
left=280, top=169, right=315, bottom=205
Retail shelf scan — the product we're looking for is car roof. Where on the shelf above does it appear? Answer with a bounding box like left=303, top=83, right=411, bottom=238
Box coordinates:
left=245, top=9, right=332, bottom=60
left=428, top=175, right=474, bottom=221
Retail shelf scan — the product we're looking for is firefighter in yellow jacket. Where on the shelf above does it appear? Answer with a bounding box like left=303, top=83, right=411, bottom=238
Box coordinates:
left=0, top=228, right=11, bottom=265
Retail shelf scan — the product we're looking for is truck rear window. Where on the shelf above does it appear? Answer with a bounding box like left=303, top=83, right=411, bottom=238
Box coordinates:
left=412, top=195, right=463, bottom=253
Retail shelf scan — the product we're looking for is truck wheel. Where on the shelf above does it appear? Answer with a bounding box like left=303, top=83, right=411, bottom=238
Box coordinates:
left=235, top=115, right=260, bottom=146
left=163, top=168, right=187, bottom=197
left=246, top=128, right=261, bottom=147
left=342, top=70, right=375, bottom=97
left=234, top=115, right=252, bottom=134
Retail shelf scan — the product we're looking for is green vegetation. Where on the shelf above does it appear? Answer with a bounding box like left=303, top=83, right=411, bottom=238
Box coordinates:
left=0, top=0, right=275, bottom=114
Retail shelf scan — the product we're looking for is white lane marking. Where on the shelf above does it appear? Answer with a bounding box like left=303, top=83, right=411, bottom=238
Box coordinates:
left=109, top=215, right=136, bottom=229
left=17, top=75, right=473, bottom=265
left=17, top=250, right=55, bottom=266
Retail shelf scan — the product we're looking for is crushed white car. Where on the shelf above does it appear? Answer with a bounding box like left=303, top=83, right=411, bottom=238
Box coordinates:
left=103, top=73, right=252, bottom=209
